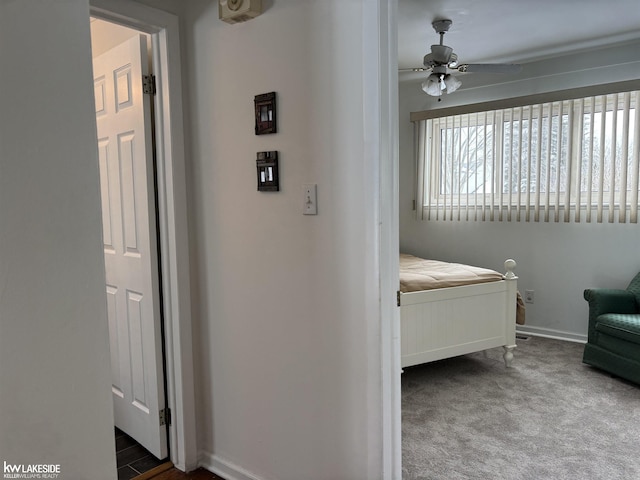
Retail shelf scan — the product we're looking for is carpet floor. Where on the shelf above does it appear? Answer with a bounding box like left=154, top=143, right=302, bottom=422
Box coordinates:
left=402, top=336, right=640, bottom=480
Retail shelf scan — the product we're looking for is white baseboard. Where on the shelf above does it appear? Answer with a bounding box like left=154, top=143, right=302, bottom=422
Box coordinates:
left=516, top=325, right=587, bottom=344
left=199, top=450, right=265, bottom=480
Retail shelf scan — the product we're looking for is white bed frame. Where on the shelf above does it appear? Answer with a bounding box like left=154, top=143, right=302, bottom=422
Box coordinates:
left=399, top=259, right=518, bottom=368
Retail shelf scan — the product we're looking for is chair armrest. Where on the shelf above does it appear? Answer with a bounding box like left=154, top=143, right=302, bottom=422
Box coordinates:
left=584, top=289, right=638, bottom=315
left=584, top=289, right=638, bottom=341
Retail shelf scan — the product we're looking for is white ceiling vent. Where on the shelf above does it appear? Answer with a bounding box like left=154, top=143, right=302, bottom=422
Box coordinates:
left=219, top=0, right=262, bottom=24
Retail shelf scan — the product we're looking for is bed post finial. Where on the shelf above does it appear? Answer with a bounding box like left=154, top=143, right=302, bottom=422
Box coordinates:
left=504, top=259, right=517, bottom=280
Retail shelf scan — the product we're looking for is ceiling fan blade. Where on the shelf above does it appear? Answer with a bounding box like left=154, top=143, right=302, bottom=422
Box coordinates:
left=457, top=63, right=522, bottom=74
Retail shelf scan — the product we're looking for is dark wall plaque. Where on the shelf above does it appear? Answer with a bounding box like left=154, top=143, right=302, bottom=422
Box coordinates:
left=256, top=151, right=279, bottom=191
left=254, top=92, right=277, bottom=135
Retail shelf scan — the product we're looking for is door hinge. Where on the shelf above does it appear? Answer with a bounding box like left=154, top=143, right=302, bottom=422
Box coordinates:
left=397, top=290, right=401, bottom=307
left=143, top=74, right=156, bottom=95
left=159, top=408, right=171, bottom=426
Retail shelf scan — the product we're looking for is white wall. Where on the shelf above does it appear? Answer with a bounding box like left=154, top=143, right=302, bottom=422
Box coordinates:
left=0, top=2, right=116, bottom=479
left=182, top=1, right=390, bottom=479
left=0, top=1, right=394, bottom=477
left=399, top=41, right=640, bottom=341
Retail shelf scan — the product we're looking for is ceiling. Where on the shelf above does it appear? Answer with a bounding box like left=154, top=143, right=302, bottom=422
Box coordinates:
left=398, top=0, right=640, bottom=76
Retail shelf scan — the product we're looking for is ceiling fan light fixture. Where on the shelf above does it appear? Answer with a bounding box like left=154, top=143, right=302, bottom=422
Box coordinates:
left=421, top=73, right=444, bottom=96
left=412, top=18, right=521, bottom=98
left=422, top=73, right=461, bottom=97
left=443, top=74, right=462, bottom=94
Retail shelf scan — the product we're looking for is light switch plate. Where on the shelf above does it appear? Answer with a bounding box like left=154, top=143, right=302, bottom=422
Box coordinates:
left=303, top=184, right=317, bottom=215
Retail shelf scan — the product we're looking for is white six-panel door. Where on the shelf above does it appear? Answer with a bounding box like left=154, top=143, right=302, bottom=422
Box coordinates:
left=93, top=34, right=167, bottom=459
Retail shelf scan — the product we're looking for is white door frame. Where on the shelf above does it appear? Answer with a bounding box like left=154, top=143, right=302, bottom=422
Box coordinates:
left=89, top=0, right=197, bottom=471
left=365, top=1, right=401, bottom=478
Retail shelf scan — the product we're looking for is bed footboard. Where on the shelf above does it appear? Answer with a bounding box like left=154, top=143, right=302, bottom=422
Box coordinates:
left=399, top=259, right=518, bottom=368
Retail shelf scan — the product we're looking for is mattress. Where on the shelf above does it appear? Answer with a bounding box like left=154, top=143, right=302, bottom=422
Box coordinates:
left=399, top=253, right=504, bottom=293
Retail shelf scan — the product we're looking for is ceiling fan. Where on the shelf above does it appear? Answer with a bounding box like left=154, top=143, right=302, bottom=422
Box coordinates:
left=406, top=19, right=522, bottom=98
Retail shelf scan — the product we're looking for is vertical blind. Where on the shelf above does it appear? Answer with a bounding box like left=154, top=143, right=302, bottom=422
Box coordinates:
left=416, top=91, right=640, bottom=223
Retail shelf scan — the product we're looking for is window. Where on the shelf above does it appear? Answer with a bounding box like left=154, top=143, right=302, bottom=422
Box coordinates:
left=416, top=90, right=640, bottom=223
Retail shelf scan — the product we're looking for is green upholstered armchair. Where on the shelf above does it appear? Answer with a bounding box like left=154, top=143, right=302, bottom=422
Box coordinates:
left=583, top=272, right=640, bottom=385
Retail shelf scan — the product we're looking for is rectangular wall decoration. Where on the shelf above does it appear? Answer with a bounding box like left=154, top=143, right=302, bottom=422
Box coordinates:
left=256, top=151, right=279, bottom=191
left=254, top=92, right=277, bottom=135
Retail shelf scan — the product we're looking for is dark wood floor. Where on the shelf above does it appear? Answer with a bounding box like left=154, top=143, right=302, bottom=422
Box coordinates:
left=147, top=467, right=223, bottom=479
left=114, top=427, right=223, bottom=480
left=115, top=428, right=167, bottom=479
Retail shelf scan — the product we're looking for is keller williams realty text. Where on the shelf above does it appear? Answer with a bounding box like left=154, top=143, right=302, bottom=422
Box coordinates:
left=3, top=462, right=60, bottom=479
